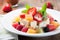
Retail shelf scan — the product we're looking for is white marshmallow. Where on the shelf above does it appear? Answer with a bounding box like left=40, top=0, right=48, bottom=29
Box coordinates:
left=20, top=19, right=29, bottom=26
left=39, top=18, right=50, bottom=27
left=30, top=21, right=38, bottom=28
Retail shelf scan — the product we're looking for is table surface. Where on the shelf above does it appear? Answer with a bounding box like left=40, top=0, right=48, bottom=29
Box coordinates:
left=0, top=0, right=60, bottom=40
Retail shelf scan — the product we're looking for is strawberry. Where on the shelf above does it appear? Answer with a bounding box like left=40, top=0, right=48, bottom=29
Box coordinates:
left=48, top=15, right=54, bottom=22
left=47, top=24, right=56, bottom=31
left=3, top=4, right=12, bottom=12
left=16, top=24, right=24, bottom=31
left=20, top=14, right=25, bottom=19
left=28, top=7, right=37, bottom=16
left=12, top=22, right=19, bottom=28
left=33, top=12, right=42, bottom=22
left=21, top=27, right=28, bottom=32
left=46, top=2, right=53, bottom=9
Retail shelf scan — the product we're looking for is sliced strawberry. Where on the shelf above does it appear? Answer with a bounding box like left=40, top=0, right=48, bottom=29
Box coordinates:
left=21, top=27, right=28, bottom=32
left=20, top=14, right=25, bottom=19
left=12, top=22, right=19, bottom=28
left=47, top=24, right=56, bottom=31
left=16, top=24, right=24, bottom=31
left=28, top=7, right=37, bottom=16
left=33, top=12, right=42, bottom=22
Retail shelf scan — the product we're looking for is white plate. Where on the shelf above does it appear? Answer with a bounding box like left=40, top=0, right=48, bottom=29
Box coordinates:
left=1, top=8, right=60, bottom=37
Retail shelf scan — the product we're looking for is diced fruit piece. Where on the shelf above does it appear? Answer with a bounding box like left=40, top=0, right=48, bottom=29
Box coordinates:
left=28, top=7, right=37, bottom=16
left=3, top=4, right=12, bottom=12
left=33, top=12, right=42, bottom=22
left=39, top=28, right=44, bottom=33
left=27, top=28, right=37, bottom=34
left=46, top=2, right=53, bottom=9
left=37, top=28, right=44, bottom=33
left=47, top=24, right=56, bottom=31
left=13, top=17, right=20, bottom=22
left=30, top=21, right=37, bottom=29
left=21, top=27, right=28, bottom=32
left=12, top=22, right=19, bottom=28
left=43, top=27, right=49, bottom=32
left=25, top=15, right=33, bottom=22
left=16, top=24, right=24, bottom=31
left=48, top=15, right=54, bottom=22
left=20, top=19, right=29, bottom=26
left=50, top=21, right=59, bottom=28
left=39, top=18, right=50, bottom=27
left=20, top=14, right=25, bottom=19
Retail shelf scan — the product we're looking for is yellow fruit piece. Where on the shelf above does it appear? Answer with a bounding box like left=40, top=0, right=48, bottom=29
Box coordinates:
left=39, top=28, right=44, bottom=33
left=50, top=21, right=59, bottom=28
left=13, top=16, right=20, bottom=22
left=25, top=15, right=33, bottom=22
left=35, top=28, right=44, bottom=33
left=27, top=29, right=37, bottom=34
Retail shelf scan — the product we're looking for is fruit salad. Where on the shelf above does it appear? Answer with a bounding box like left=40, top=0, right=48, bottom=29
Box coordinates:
left=12, top=3, right=59, bottom=34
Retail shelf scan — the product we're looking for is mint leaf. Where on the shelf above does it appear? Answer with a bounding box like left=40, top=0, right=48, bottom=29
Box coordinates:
left=21, top=4, right=30, bottom=13
left=38, top=3, right=47, bottom=14
left=41, top=3, right=47, bottom=13
left=22, top=10, right=27, bottom=13
left=25, top=4, right=30, bottom=10
left=42, top=11, right=47, bottom=20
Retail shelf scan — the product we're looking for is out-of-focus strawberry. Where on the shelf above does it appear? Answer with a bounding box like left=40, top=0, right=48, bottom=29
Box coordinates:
left=46, top=2, right=53, bottom=9
left=3, top=4, right=12, bottom=12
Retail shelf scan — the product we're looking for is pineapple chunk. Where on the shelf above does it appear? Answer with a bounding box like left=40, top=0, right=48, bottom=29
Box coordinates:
left=27, top=28, right=37, bottom=34
left=13, top=16, right=20, bottom=22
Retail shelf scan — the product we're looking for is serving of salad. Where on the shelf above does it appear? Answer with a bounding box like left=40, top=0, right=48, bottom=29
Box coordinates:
left=12, top=3, right=59, bottom=34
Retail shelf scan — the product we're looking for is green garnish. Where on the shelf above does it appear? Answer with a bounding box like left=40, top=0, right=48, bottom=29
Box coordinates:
left=22, top=10, right=28, bottom=13
left=41, top=3, right=47, bottom=14
left=22, top=4, right=31, bottom=13
left=38, top=3, right=47, bottom=20
left=42, top=11, right=47, bottom=20
left=25, top=4, right=31, bottom=10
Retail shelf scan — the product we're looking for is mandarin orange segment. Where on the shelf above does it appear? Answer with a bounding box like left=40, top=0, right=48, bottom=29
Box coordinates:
left=50, top=21, right=59, bottom=28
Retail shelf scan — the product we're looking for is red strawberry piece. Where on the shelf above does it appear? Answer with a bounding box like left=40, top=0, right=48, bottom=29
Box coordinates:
left=28, top=7, right=37, bottom=16
left=46, top=2, right=53, bottom=9
left=33, top=12, right=42, bottom=22
left=21, top=27, right=28, bottom=32
left=48, top=15, right=54, bottom=22
left=16, top=24, right=24, bottom=31
left=3, top=4, right=12, bottom=12
left=12, top=22, right=19, bottom=28
left=47, top=24, right=56, bottom=31
left=20, top=14, right=25, bottom=19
